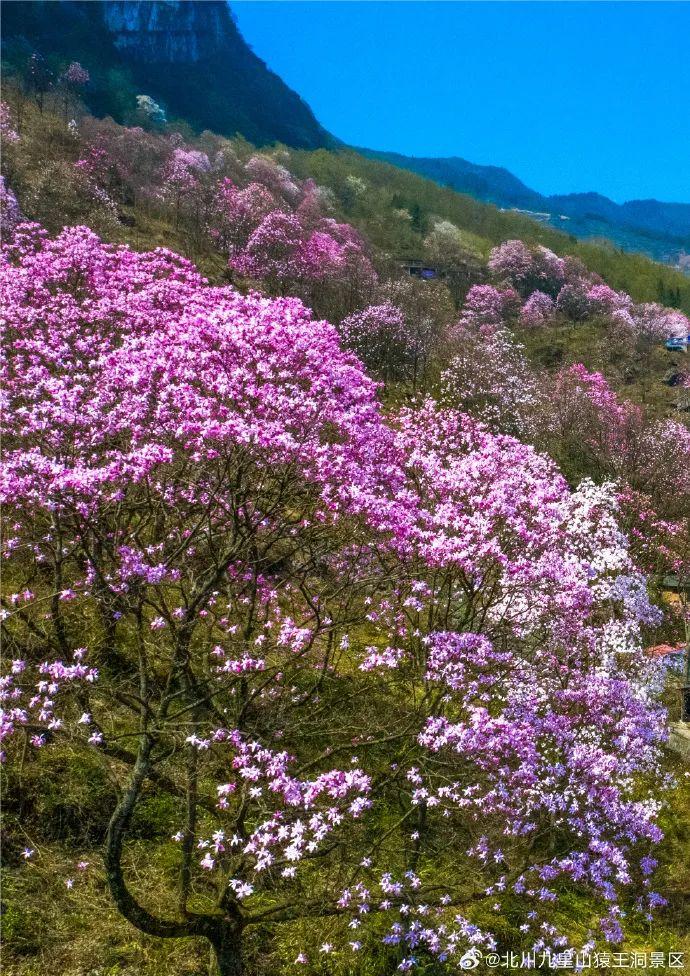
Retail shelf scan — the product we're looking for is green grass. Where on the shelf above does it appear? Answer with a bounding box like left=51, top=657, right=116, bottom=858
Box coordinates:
left=3, top=744, right=689, bottom=975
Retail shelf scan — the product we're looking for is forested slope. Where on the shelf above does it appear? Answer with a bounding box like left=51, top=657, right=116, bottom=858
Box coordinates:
left=2, top=77, right=690, bottom=976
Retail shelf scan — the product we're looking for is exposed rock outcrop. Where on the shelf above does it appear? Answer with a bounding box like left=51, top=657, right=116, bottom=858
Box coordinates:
left=102, top=1, right=233, bottom=64
left=2, top=1, right=331, bottom=148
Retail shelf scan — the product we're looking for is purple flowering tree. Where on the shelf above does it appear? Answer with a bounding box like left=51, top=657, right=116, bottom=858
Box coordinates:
left=58, top=61, right=90, bottom=119
left=520, top=290, right=555, bottom=328
left=0, top=177, right=22, bottom=238
left=158, top=146, right=212, bottom=228
left=339, top=301, right=414, bottom=383
left=1, top=227, right=670, bottom=974
left=0, top=101, right=19, bottom=144
left=488, top=241, right=565, bottom=298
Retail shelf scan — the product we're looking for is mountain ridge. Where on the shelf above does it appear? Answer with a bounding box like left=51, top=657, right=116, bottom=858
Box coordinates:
left=359, top=148, right=690, bottom=265
left=2, top=0, right=688, bottom=266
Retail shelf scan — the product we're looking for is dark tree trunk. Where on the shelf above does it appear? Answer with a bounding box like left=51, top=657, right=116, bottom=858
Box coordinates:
left=209, top=924, right=244, bottom=976
left=104, top=735, right=245, bottom=975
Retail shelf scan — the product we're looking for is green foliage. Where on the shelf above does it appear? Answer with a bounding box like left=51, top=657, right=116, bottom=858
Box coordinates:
left=3, top=746, right=117, bottom=844
left=360, top=149, right=690, bottom=266
left=286, top=149, right=690, bottom=313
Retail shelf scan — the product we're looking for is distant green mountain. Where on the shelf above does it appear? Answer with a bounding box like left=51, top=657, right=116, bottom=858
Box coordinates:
left=359, top=149, right=690, bottom=266
left=1, top=0, right=332, bottom=149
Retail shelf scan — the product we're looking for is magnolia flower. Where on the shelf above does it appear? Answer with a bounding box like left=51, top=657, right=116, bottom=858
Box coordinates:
left=229, top=880, right=254, bottom=899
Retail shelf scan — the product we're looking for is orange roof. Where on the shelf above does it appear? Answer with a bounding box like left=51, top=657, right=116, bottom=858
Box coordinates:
left=646, top=643, right=686, bottom=658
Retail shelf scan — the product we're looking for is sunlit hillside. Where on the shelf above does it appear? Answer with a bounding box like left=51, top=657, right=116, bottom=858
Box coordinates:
left=2, top=38, right=690, bottom=976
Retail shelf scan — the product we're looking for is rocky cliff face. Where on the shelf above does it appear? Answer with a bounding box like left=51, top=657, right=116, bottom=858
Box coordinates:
left=2, top=0, right=331, bottom=149
left=102, top=1, right=233, bottom=64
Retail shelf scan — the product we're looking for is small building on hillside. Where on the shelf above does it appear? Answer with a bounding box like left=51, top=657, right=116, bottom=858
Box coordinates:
left=400, top=258, right=446, bottom=280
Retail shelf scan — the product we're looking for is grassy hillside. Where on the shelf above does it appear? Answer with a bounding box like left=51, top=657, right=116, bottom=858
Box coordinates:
left=3, top=87, right=689, bottom=423
left=287, top=149, right=690, bottom=313
left=6, top=758, right=690, bottom=976
left=3, top=83, right=690, bottom=315
left=3, top=88, right=690, bottom=976
left=358, top=147, right=690, bottom=264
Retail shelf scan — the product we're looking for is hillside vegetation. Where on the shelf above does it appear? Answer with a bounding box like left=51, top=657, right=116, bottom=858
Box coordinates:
left=2, top=1, right=330, bottom=149
left=359, top=147, right=690, bottom=265
left=5, top=1, right=689, bottom=266
left=2, top=76, right=690, bottom=976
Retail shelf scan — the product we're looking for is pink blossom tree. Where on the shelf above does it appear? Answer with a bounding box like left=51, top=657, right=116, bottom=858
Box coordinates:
left=77, top=118, right=168, bottom=209
left=586, top=283, right=632, bottom=316
left=555, top=281, right=591, bottom=321
left=442, top=323, right=542, bottom=437
left=158, top=146, right=212, bottom=228
left=631, top=303, right=689, bottom=341
left=210, top=178, right=276, bottom=252
left=379, top=275, right=455, bottom=392
left=539, top=364, right=642, bottom=482
left=519, top=289, right=555, bottom=327
left=0, top=100, right=19, bottom=144
left=230, top=207, right=376, bottom=318
left=244, top=154, right=300, bottom=203
left=1, top=227, right=670, bottom=974
left=455, top=283, right=519, bottom=332
left=229, top=208, right=304, bottom=284
left=488, top=241, right=565, bottom=297
left=0, top=177, right=22, bottom=238
left=339, top=301, right=411, bottom=383
left=0, top=225, right=404, bottom=974
left=57, top=61, right=90, bottom=119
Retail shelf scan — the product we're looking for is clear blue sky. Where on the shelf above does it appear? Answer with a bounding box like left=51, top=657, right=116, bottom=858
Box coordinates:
left=232, top=1, right=690, bottom=204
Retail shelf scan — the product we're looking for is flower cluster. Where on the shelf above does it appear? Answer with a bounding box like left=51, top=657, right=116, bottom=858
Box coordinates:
left=60, top=61, right=90, bottom=88
left=0, top=101, right=19, bottom=143
left=222, top=170, right=376, bottom=305
left=0, top=177, right=22, bottom=236
left=488, top=240, right=689, bottom=342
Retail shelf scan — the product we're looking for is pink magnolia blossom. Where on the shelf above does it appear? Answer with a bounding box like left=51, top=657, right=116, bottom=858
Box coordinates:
left=1, top=225, right=671, bottom=970
left=489, top=241, right=565, bottom=297
left=631, top=303, right=689, bottom=340
left=339, top=302, right=413, bottom=381
left=586, top=283, right=632, bottom=315
left=520, top=289, right=555, bottom=327
left=60, top=61, right=90, bottom=88
left=556, top=281, right=591, bottom=321
left=0, top=101, right=19, bottom=143
left=0, top=178, right=22, bottom=237
left=456, top=284, right=519, bottom=332
left=442, top=324, right=541, bottom=437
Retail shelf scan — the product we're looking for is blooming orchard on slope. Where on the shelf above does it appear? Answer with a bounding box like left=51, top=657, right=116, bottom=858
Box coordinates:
left=1, top=222, right=682, bottom=974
